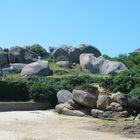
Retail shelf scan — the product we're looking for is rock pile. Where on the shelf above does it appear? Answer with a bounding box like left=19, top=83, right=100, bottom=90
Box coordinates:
left=52, top=44, right=101, bottom=63
left=55, top=86, right=140, bottom=119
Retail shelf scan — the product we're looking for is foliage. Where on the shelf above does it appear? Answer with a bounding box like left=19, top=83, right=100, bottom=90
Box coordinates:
left=26, top=44, right=47, bottom=57
left=0, top=81, right=29, bottom=101
left=3, top=48, right=9, bottom=54
left=129, top=85, right=140, bottom=98
left=27, top=75, right=106, bottom=104
left=103, top=53, right=140, bottom=69
left=103, top=65, right=140, bottom=94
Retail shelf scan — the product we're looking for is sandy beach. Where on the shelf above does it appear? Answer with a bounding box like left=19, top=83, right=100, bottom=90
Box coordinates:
left=0, top=110, right=139, bottom=140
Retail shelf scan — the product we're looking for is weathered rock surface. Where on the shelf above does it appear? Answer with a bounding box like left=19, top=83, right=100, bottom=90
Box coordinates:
left=73, top=89, right=98, bottom=108
left=52, top=44, right=101, bottom=63
left=106, top=102, right=123, bottom=111
left=56, top=61, right=71, bottom=68
left=55, top=102, right=86, bottom=117
left=9, top=46, right=37, bottom=63
left=62, top=107, right=85, bottom=117
left=80, top=53, right=98, bottom=73
left=55, top=86, right=139, bottom=119
left=120, top=110, right=129, bottom=117
left=21, top=60, right=51, bottom=77
left=91, top=109, right=104, bottom=118
left=0, top=49, right=8, bottom=67
left=52, top=45, right=70, bottom=62
left=2, top=63, right=26, bottom=74
left=57, top=90, right=73, bottom=103
left=55, top=103, right=65, bottom=114
left=99, top=59, right=128, bottom=75
left=80, top=54, right=127, bottom=75
left=112, top=92, right=140, bottom=109
left=97, top=95, right=111, bottom=111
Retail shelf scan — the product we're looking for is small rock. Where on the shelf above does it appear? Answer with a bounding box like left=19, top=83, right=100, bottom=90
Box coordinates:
left=55, top=104, right=65, bottom=114
left=91, top=109, right=104, bottom=118
left=120, top=111, right=129, bottom=117
left=106, top=102, right=123, bottom=111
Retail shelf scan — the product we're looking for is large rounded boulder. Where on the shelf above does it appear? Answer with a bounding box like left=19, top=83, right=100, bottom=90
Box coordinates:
left=52, top=45, right=70, bottom=62
left=72, top=89, right=98, bottom=108
left=78, top=44, right=101, bottom=57
left=9, top=46, right=38, bottom=63
left=80, top=53, right=98, bottom=73
left=57, top=90, right=73, bottom=103
left=79, top=54, right=127, bottom=75
left=21, top=60, right=51, bottom=77
left=99, top=59, right=128, bottom=75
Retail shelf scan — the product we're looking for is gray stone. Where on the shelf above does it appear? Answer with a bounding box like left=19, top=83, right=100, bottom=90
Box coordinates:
left=57, top=90, right=73, bottom=103
left=56, top=61, right=71, bottom=68
left=99, top=59, right=128, bottom=75
left=2, top=63, right=26, bottom=74
left=0, top=49, right=8, bottom=67
left=69, top=47, right=81, bottom=63
left=78, top=44, right=101, bottom=57
left=9, top=46, right=38, bottom=63
left=79, top=54, right=127, bottom=75
left=106, top=102, right=123, bottom=112
left=24, top=51, right=38, bottom=63
left=61, top=107, right=85, bottom=117
left=135, top=114, right=140, bottom=120
left=21, top=60, right=51, bottom=77
left=91, top=109, right=104, bottom=118
left=55, top=103, right=65, bottom=114
left=120, top=111, right=129, bottom=117
left=72, top=89, right=98, bottom=108
left=52, top=44, right=101, bottom=63
left=112, top=92, right=140, bottom=109
left=80, top=53, right=98, bottom=73
left=97, top=95, right=111, bottom=111
left=52, top=45, right=70, bottom=62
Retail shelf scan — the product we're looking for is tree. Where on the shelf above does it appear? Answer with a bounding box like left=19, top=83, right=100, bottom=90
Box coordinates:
left=26, top=44, right=47, bottom=57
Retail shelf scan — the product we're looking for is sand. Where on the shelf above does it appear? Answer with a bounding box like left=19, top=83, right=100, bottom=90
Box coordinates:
left=0, top=110, right=139, bottom=140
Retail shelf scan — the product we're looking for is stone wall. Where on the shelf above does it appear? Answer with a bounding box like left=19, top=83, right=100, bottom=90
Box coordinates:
left=0, top=102, right=50, bottom=111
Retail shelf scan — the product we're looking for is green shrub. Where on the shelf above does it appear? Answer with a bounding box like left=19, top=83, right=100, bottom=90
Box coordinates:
left=129, top=85, right=140, bottom=98
left=0, top=81, right=29, bottom=101
left=103, top=65, right=140, bottom=94
left=27, top=75, right=106, bottom=105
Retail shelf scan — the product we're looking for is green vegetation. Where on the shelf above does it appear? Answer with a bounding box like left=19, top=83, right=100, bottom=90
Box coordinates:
left=26, top=44, right=47, bottom=57
left=0, top=81, right=29, bottom=101
left=129, top=85, right=140, bottom=98
left=103, top=53, right=140, bottom=69
left=0, top=50, right=139, bottom=104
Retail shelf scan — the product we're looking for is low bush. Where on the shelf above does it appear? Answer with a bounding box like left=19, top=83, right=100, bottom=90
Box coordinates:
left=27, top=75, right=106, bottom=104
left=129, top=85, right=140, bottom=99
left=0, top=81, right=29, bottom=101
